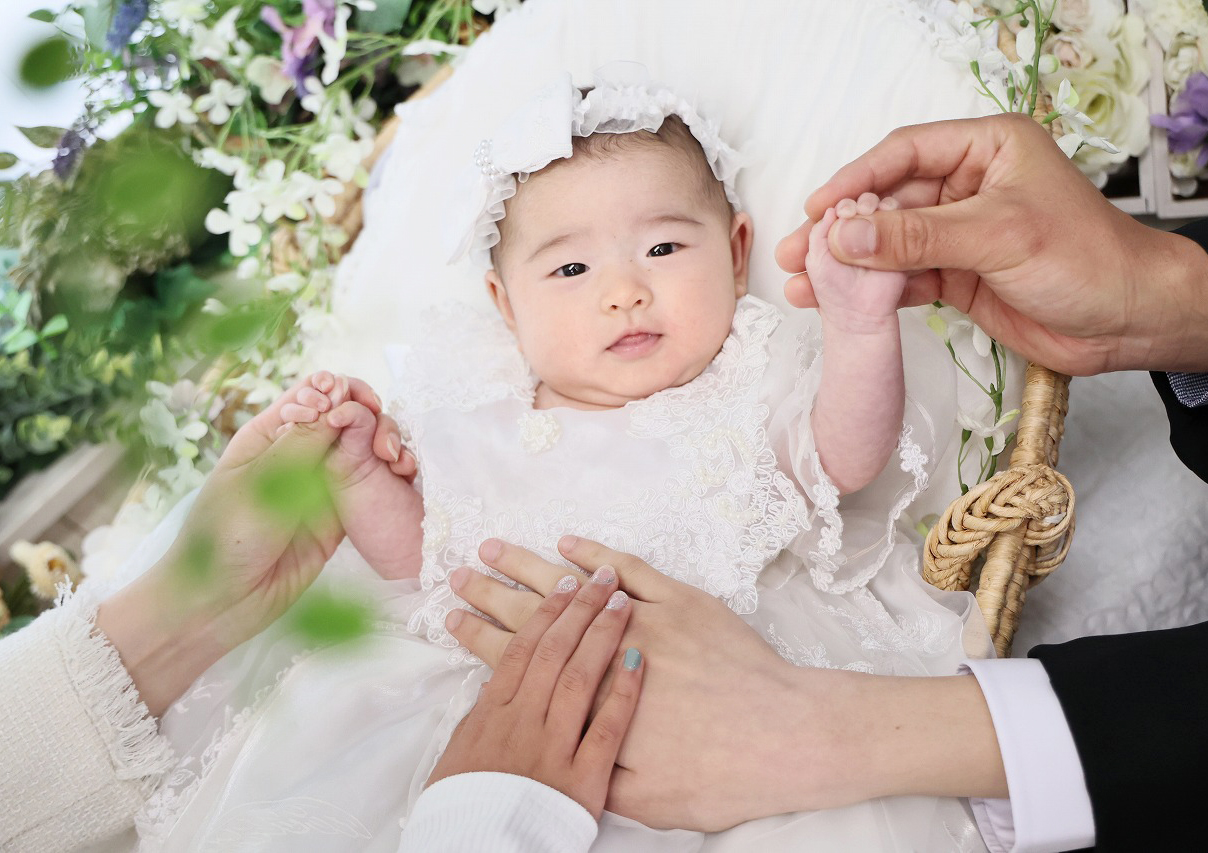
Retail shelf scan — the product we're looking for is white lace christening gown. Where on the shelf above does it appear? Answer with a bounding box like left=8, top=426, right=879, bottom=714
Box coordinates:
left=134, top=295, right=992, bottom=852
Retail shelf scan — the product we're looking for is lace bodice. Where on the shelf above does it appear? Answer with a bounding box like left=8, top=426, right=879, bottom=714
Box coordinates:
left=388, top=297, right=820, bottom=647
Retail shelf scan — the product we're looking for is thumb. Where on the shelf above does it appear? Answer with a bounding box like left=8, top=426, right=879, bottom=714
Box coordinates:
left=829, top=196, right=991, bottom=273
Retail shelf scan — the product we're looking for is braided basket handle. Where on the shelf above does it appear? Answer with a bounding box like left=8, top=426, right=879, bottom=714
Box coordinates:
left=923, top=363, right=1075, bottom=657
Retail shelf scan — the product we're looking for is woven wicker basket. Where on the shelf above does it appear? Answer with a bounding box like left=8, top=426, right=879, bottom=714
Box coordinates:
left=286, top=62, right=1075, bottom=659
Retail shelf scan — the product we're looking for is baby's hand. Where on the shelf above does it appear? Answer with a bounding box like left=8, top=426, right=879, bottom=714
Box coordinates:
left=275, top=371, right=424, bottom=580
left=806, top=193, right=907, bottom=328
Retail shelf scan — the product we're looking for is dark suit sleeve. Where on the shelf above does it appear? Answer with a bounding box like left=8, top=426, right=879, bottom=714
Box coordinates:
left=1024, top=219, right=1208, bottom=851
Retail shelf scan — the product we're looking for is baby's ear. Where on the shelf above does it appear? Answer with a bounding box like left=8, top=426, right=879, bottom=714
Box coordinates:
left=485, top=269, right=518, bottom=333
left=730, top=211, right=754, bottom=297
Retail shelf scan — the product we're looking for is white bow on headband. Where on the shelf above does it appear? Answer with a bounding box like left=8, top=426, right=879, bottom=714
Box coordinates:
left=445, top=61, right=744, bottom=267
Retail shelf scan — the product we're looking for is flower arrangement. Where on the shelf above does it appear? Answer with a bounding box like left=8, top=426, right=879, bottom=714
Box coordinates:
left=0, top=0, right=520, bottom=631
left=1133, top=0, right=1208, bottom=195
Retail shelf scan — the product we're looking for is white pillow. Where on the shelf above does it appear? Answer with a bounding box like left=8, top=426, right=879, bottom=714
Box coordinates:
left=320, top=0, right=1015, bottom=518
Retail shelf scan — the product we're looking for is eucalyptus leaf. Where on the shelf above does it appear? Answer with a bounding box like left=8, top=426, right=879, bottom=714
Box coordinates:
left=17, top=126, right=67, bottom=148
left=356, top=0, right=413, bottom=33
left=0, top=153, right=18, bottom=170
left=19, top=37, right=75, bottom=90
left=3, top=328, right=38, bottom=354
left=40, top=314, right=68, bottom=337
left=28, top=10, right=57, bottom=24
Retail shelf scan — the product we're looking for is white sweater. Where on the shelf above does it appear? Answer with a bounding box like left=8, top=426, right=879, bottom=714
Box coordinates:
left=0, top=589, right=595, bottom=853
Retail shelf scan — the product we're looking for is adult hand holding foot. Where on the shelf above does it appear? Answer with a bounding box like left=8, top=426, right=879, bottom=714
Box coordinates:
left=776, top=113, right=1208, bottom=376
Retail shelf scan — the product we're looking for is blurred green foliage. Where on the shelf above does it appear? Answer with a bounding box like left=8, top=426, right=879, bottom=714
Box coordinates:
left=19, top=36, right=77, bottom=90
left=252, top=454, right=334, bottom=525
left=286, top=587, right=377, bottom=647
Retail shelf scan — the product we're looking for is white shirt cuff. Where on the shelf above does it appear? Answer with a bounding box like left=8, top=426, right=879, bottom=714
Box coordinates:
left=399, top=771, right=598, bottom=853
left=960, top=658, right=1095, bottom=853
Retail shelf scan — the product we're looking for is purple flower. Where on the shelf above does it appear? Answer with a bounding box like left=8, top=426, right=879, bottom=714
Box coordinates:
left=52, top=128, right=87, bottom=181
left=105, top=0, right=150, bottom=54
left=1152, top=72, right=1208, bottom=168
left=261, top=0, right=337, bottom=93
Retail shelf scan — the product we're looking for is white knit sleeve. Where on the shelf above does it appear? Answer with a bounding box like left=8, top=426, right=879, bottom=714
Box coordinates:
left=0, top=588, right=175, bottom=852
left=398, top=772, right=598, bottom=853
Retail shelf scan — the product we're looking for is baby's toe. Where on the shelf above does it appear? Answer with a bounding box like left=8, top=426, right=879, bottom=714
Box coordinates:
left=297, top=386, right=331, bottom=413
left=856, top=192, right=880, bottom=216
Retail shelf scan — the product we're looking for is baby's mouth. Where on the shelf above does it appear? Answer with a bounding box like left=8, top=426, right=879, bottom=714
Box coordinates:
left=608, top=332, right=662, bottom=355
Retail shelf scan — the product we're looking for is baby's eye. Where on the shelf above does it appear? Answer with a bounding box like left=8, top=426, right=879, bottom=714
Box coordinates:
left=555, top=262, right=588, bottom=277
left=648, top=243, right=678, bottom=257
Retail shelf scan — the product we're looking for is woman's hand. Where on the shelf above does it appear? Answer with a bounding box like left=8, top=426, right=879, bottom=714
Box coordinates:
left=96, top=376, right=381, bottom=715
left=444, top=537, right=843, bottom=830
left=428, top=565, right=643, bottom=820
left=776, top=113, right=1208, bottom=375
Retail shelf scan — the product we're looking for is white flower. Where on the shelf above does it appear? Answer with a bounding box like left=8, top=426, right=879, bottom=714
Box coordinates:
left=1015, top=26, right=1038, bottom=64
left=236, top=256, right=262, bottom=279
left=309, top=176, right=345, bottom=218
left=205, top=207, right=263, bottom=256
left=1131, top=0, right=1208, bottom=52
left=317, top=6, right=352, bottom=86
left=957, top=400, right=1020, bottom=456
left=313, top=133, right=373, bottom=183
left=193, top=79, right=247, bottom=124
left=300, top=77, right=327, bottom=114
left=517, top=411, right=562, bottom=454
left=1052, top=0, right=1125, bottom=34
left=1058, top=69, right=1145, bottom=185
left=1038, top=53, right=1061, bottom=75
left=267, top=272, right=306, bottom=294
left=9, top=541, right=82, bottom=600
left=201, top=297, right=228, bottom=314
left=1045, top=31, right=1095, bottom=69
left=195, top=147, right=248, bottom=179
left=159, top=0, right=208, bottom=33
left=147, top=89, right=197, bottom=129
left=190, top=8, right=240, bottom=62
left=140, top=397, right=209, bottom=460
left=247, top=56, right=293, bottom=106
left=472, top=0, right=522, bottom=17
left=927, top=305, right=993, bottom=358
left=402, top=39, right=469, bottom=57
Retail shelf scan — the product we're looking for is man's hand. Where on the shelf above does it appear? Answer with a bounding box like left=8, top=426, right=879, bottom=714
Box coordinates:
left=776, top=113, right=1208, bottom=375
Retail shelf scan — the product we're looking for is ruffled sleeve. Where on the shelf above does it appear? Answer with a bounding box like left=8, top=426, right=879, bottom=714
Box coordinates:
left=762, top=306, right=956, bottom=594
left=0, top=587, right=176, bottom=852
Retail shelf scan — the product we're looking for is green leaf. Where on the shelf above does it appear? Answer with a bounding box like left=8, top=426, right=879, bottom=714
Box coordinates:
left=80, top=0, right=115, bottom=52
left=16, top=125, right=67, bottom=148
left=285, top=589, right=375, bottom=647
left=200, top=304, right=275, bottom=352
left=356, top=0, right=413, bottom=33
left=19, top=37, right=76, bottom=90
left=28, top=10, right=57, bottom=24
left=40, top=314, right=68, bottom=337
left=2, top=328, right=38, bottom=354
left=0, top=153, right=18, bottom=170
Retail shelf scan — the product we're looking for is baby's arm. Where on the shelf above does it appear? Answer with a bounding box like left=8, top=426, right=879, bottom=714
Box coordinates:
left=805, top=195, right=906, bottom=495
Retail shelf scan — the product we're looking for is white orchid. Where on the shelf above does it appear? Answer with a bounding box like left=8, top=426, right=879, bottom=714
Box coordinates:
left=247, top=56, right=293, bottom=106
left=147, top=89, right=197, bottom=128
left=300, top=77, right=327, bottom=115
left=190, top=8, right=240, bottom=62
left=1052, top=78, right=1121, bottom=158
left=927, top=305, right=993, bottom=358
left=194, top=79, right=248, bottom=124
left=267, top=273, right=306, bottom=294
left=204, top=207, right=263, bottom=256
left=957, top=401, right=1020, bottom=456
left=317, top=6, right=352, bottom=85
left=472, top=0, right=522, bottom=17
left=195, top=147, right=248, bottom=179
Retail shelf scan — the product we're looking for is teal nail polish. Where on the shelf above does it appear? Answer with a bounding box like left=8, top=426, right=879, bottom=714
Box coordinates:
left=623, top=648, right=642, bottom=671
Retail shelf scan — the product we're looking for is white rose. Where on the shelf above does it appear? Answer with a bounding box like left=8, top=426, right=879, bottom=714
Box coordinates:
left=1164, top=36, right=1202, bottom=92
left=1047, top=31, right=1094, bottom=69
left=1106, top=15, right=1150, bottom=96
left=1130, top=0, right=1208, bottom=52
left=1052, top=0, right=1125, bottom=34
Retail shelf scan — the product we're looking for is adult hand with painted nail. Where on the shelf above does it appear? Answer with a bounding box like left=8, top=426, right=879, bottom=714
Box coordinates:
left=276, top=370, right=425, bottom=580
left=776, top=113, right=1208, bottom=376
left=438, top=537, right=988, bottom=832
left=427, top=565, right=644, bottom=820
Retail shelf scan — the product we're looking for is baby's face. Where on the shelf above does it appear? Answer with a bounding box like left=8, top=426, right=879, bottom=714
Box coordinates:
left=486, top=144, right=752, bottom=410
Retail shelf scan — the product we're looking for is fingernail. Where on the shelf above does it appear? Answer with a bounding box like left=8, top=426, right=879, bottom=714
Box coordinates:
left=481, top=538, right=502, bottom=561
left=592, top=565, right=616, bottom=585
left=605, top=590, right=628, bottom=610
left=835, top=218, right=876, bottom=258
left=446, top=610, right=464, bottom=630
left=556, top=575, right=579, bottom=593
left=373, top=392, right=383, bottom=409
left=623, top=648, right=642, bottom=671
left=559, top=535, right=578, bottom=552
left=386, top=436, right=400, bottom=461
left=449, top=566, right=470, bottom=591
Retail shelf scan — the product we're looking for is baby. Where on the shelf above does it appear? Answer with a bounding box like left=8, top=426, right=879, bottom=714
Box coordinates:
left=273, top=98, right=908, bottom=585
left=156, top=70, right=986, bottom=851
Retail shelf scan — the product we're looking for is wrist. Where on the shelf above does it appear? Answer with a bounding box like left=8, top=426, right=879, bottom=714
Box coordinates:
left=95, top=563, right=229, bottom=718
left=783, top=669, right=1008, bottom=810
left=818, top=305, right=902, bottom=338
left=1117, top=227, right=1208, bottom=372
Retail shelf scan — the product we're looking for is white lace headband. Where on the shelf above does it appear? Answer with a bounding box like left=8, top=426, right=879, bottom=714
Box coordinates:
left=445, top=61, right=744, bottom=267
